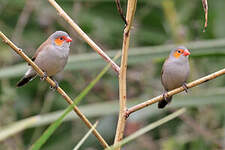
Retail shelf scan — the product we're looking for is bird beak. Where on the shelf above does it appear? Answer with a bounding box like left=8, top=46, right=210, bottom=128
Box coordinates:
left=66, top=37, right=72, bottom=43
left=183, top=49, right=190, bottom=56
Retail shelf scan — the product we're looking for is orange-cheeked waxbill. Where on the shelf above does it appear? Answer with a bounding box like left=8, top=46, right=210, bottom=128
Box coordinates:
left=158, top=46, right=190, bottom=109
left=17, top=31, right=72, bottom=87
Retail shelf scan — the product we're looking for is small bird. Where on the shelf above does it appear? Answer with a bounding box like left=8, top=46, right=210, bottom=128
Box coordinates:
left=158, top=46, right=190, bottom=109
left=17, top=31, right=72, bottom=88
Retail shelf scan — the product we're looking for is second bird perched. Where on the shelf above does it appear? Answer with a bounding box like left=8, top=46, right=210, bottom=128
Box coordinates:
left=158, top=46, right=190, bottom=109
left=17, top=31, right=72, bottom=88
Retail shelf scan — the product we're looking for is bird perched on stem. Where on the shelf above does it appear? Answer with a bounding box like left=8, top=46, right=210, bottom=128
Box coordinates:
left=158, top=46, right=190, bottom=109
left=17, top=31, right=72, bottom=88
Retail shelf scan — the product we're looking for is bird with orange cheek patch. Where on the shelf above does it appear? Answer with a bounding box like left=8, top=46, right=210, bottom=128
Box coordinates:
left=17, top=31, right=72, bottom=88
left=158, top=46, right=190, bottom=109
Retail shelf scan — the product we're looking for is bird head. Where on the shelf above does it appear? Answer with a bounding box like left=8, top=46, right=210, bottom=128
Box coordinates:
left=50, top=31, right=72, bottom=49
left=169, top=46, right=190, bottom=62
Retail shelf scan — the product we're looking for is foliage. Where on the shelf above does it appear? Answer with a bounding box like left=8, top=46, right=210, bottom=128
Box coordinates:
left=0, top=0, right=225, bottom=150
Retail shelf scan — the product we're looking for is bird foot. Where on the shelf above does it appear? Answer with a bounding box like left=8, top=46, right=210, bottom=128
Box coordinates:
left=182, top=83, right=188, bottom=93
left=50, top=77, right=59, bottom=91
left=40, top=71, right=47, bottom=81
left=163, top=92, right=169, bottom=101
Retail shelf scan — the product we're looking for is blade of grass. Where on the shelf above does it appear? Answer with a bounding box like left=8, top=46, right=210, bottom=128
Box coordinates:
left=29, top=52, right=120, bottom=150
left=106, top=108, right=186, bottom=150
left=73, top=121, right=98, bottom=150
left=0, top=116, right=40, bottom=141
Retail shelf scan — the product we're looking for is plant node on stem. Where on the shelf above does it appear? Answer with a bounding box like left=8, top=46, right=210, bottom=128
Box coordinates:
left=113, top=1, right=137, bottom=150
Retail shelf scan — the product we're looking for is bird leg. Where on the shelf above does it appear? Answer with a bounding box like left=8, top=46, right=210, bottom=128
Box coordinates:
left=40, top=71, right=47, bottom=81
left=163, top=92, right=169, bottom=101
left=50, top=77, right=59, bottom=90
left=182, top=83, right=188, bottom=93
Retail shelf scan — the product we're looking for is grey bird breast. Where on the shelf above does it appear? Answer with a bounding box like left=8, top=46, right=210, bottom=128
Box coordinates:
left=161, top=59, right=189, bottom=91
left=34, top=45, right=69, bottom=76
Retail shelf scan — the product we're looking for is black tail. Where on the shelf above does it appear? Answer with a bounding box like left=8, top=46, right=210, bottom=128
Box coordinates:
left=158, top=96, right=173, bottom=109
left=16, top=76, right=34, bottom=87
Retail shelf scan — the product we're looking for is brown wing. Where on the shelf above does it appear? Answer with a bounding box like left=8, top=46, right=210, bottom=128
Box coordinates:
left=32, top=39, right=50, bottom=61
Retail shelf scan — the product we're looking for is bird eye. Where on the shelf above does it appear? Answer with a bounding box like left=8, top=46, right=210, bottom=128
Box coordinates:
left=60, top=37, right=63, bottom=40
left=177, top=50, right=181, bottom=53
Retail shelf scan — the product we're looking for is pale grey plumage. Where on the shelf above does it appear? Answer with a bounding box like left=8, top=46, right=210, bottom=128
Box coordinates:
left=17, top=31, right=71, bottom=87
left=158, top=46, right=190, bottom=108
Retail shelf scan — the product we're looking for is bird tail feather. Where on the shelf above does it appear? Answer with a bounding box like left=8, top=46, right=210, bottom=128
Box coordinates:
left=158, top=96, right=173, bottom=109
left=16, top=75, right=35, bottom=87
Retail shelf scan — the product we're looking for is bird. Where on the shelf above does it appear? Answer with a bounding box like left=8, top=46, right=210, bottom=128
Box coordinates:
left=16, top=31, right=72, bottom=88
left=158, top=46, right=190, bottom=109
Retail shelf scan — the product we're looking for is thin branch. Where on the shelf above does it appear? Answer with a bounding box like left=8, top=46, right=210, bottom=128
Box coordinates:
left=48, top=0, right=120, bottom=73
left=202, top=0, right=208, bottom=32
left=115, top=0, right=127, bottom=25
left=114, top=0, right=137, bottom=149
left=0, top=31, right=109, bottom=148
left=126, top=67, right=225, bottom=116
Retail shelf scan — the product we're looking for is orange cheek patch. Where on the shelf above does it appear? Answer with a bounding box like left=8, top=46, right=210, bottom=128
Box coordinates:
left=54, top=38, right=63, bottom=46
left=173, top=52, right=181, bottom=58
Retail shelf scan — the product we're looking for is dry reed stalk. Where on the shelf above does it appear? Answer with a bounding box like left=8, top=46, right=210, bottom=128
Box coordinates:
left=113, top=0, right=137, bottom=150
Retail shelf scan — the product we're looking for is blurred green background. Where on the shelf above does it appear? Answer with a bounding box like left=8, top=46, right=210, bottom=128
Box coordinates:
left=0, top=0, right=225, bottom=150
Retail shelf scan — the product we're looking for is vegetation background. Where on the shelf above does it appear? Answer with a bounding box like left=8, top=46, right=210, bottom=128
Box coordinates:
left=0, top=0, right=225, bottom=149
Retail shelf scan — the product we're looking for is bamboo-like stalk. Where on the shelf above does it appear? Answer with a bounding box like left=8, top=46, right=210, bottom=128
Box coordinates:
left=114, top=1, right=137, bottom=149
left=48, top=0, right=120, bottom=73
left=0, top=31, right=109, bottom=148
left=126, top=67, right=225, bottom=116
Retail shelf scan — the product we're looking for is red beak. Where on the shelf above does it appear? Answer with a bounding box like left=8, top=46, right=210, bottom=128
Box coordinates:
left=66, top=37, right=72, bottom=43
left=183, top=49, right=190, bottom=56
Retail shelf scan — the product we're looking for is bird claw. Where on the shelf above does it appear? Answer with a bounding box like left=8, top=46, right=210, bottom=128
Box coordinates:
left=163, top=92, right=169, bottom=101
left=40, top=71, right=47, bottom=81
left=50, top=78, right=59, bottom=91
left=182, top=83, right=188, bottom=93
